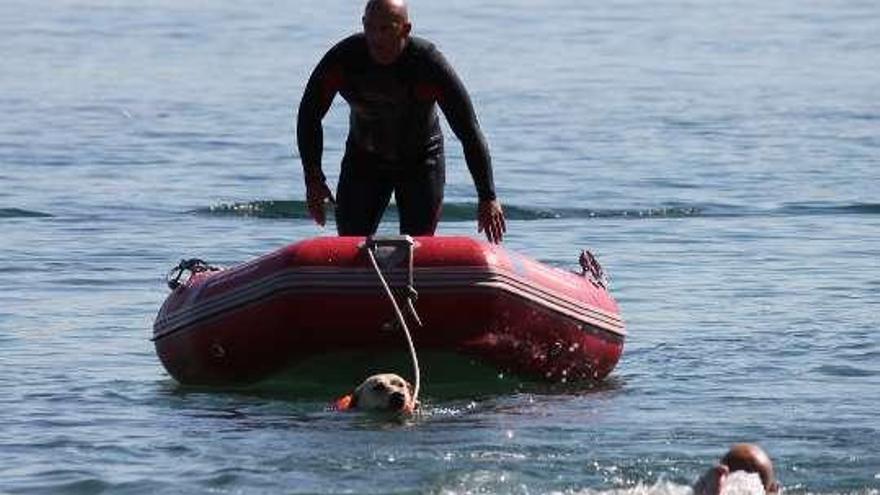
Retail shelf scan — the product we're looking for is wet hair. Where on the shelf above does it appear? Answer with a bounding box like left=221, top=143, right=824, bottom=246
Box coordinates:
left=721, top=444, right=777, bottom=492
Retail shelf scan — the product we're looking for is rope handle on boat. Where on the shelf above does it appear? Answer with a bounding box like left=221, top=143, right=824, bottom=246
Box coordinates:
left=579, top=249, right=609, bottom=288
left=166, top=258, right=220, bottom=290
left=364, top=236, right=422, bottom=405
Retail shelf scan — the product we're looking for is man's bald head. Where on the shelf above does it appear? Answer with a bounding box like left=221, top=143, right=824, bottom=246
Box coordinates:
left=362, top=0, right=411, bottom=65
left=365, top=0, right=409, bottom=22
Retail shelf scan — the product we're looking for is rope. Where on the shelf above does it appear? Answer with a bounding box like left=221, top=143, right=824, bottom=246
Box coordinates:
left=365, top=245, right=421, bottom=404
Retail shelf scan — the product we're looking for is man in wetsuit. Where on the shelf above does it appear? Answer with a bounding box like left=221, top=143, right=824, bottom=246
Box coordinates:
left=296, top=0, right=506, bottom=243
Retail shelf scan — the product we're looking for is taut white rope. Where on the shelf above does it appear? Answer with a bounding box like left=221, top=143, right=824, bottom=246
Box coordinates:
left=365, top=246, right=421, bottom=404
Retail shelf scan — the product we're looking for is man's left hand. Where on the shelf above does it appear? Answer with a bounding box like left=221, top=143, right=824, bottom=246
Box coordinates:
left=477, top=199, right=506, bottom=244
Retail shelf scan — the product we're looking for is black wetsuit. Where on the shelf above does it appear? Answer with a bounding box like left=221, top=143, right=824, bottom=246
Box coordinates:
left=297, top=34, right=496, bottom=235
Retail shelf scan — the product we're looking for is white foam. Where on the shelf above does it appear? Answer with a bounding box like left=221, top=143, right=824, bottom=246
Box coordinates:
left=547, top=474, right=763, bottom=495
left=719, top=471, right=766, bottom=495
left=550, top=481, right=693, bottom=495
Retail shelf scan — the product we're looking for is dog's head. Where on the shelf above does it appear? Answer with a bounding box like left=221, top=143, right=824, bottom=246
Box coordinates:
left=349, top=373, right=416, bottom=413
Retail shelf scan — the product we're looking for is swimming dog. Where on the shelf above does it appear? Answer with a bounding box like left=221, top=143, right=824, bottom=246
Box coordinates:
left=334, top=373, right=418, bottom=414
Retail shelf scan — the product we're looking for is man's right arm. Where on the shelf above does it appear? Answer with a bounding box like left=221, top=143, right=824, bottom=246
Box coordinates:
left=297, top=50, right=344, bottom=184
left=296, top=47, right=344, bottom=225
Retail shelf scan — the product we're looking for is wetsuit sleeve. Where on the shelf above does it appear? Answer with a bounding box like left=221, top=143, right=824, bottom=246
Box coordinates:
left=430, top=49, right=497, bottom=202
left=296, top=46, right=344, bottom=184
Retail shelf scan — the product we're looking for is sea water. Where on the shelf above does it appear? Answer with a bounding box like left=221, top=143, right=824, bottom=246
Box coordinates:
left=1, top=0, right=878, bottom=493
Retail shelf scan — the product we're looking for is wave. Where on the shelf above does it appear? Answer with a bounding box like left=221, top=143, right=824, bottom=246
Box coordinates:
left=777, top=202, right=880, bottom=216
left=0, top=208, right=53, bottom=218
left=192, top=200, right=704, bottom=221
left=194, top=200, right=880, bottom=222
left=813, top=364, right=878, bottom=378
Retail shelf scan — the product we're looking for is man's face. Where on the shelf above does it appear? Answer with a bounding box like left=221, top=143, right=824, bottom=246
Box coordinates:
left=363, top=8, right=410, bottom=65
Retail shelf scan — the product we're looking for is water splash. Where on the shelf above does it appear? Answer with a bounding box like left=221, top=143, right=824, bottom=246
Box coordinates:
left=196, top=200, right=312, bottom=219
left=558, top=473, right=765, bottom=495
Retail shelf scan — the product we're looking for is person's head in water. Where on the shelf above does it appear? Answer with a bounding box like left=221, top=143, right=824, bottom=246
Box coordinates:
left=363, top=0, right=411, bottom=65
left=694, top=443, right=780, bottom=495
left=721, top=443, right=779, bottom=493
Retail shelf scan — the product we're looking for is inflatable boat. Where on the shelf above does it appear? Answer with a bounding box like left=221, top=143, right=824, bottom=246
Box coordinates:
left=153, top=236, right=625, bottom=386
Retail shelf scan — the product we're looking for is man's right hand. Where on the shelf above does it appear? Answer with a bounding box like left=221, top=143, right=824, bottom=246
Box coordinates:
left=305, top=178, right=335, bottom=226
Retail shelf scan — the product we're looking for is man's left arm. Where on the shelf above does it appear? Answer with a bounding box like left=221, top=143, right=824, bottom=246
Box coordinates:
left=431, top=48, right=506, bottom=243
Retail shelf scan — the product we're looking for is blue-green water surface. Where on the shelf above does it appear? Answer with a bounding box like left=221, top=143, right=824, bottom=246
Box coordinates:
left=1, top=1, right=878, bottom=493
